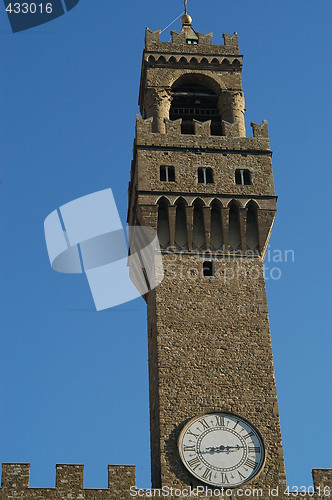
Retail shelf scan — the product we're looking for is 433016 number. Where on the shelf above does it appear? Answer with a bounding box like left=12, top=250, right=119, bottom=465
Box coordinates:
left=6, top=3, right=53, bottom=14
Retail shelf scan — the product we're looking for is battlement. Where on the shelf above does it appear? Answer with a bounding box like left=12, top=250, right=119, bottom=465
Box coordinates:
left=135, top=115, right=270, bottom=151
left=0, top=463, right=136, bottom=499
left=0, top=464, right=331, bottom=499
left=145, top=28, right=240, bottom=55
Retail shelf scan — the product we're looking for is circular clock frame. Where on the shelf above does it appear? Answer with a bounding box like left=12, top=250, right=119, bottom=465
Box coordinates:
left=178, top=412, right=265, bottom=488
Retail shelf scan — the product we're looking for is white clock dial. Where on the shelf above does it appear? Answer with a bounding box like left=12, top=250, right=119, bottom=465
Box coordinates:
left=178, top=412, right=265, bottom=488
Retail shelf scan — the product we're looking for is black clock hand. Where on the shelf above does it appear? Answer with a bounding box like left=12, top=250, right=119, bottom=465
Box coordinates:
left=201, top=444, right=245, bottom=454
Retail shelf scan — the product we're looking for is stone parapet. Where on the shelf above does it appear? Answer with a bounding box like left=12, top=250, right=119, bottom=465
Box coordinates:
left=0, top=464, right=330, bottom=499
left=145, top=29, right=240, bottom=55
left=0, top=463, right=136, bottom=500
left=136, top=115, right=270, bottom=152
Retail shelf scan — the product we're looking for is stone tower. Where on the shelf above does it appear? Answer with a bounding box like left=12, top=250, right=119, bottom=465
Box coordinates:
left=127, top=13, right=286, bottom=493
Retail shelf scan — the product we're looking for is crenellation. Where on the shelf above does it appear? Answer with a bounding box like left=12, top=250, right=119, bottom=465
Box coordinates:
left=1, top=463, right=30, bottom=489
left=0, top=464, right=137, bottom=499
left=108, top=465, right=136, bottom=494
left=312, top=469, right=332, bottom=490
left=193, top=119, right=211, bottom=137
left=222, top=119, right=241, bottom=137
left=136, top=112, right=271, bottom=151
left=223, top=32, right=239, bottom=50
left=55, top=464, right=84, bottom=490
left=136, top=114, right=153, bottom=136
left=145, top=28, right=240, bottom=55
left=164, top=117, right=182, bottom=135
left=251, top=120, right=269, bottom=140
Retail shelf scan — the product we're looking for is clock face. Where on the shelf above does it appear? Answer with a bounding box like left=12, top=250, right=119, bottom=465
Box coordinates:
left=178, top=412, right=265, bottom=488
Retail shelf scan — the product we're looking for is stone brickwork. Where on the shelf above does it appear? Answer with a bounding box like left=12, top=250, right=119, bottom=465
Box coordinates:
left=0, top=464, right=136, bottom=499
left=146, top=256, right=285, bottom=489
left=127, top=19, right=332, bottom=497
left=0, top=464, right=330, bottom=499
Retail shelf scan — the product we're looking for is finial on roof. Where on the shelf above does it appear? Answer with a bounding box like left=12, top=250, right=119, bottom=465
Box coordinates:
left=182, top=0, right=192, bottom=25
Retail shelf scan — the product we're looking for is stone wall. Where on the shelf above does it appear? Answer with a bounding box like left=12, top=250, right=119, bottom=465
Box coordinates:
left=1, top=464, right=330, bottom=499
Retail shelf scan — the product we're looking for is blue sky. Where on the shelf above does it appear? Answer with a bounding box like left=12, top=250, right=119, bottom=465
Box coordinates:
left=0, top=0, right=331, bottom=491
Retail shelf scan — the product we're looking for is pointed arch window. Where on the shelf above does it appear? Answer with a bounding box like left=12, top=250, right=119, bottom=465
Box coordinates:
left=157, top=198, right=170, bottom=249
left=246, top=201, right=259, bottom=252
left=210, top=200, right=223, bottom=251
left=175, top=199, right=188, bottom=249
left=228, top=201, right=241, bottom=251
left=192, top=200, right=205, bottom=250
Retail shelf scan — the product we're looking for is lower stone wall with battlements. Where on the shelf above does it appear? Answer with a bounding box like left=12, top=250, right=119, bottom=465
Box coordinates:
left=0, top=464, right=331, bottom=500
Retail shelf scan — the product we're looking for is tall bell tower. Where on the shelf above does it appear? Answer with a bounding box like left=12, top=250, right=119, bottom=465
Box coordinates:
left=127, top=9, right=285, bottom=494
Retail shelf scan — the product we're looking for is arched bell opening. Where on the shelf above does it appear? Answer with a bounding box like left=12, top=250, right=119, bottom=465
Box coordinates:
left=246, top=201, right=259, bottom=252
left=228, top=201, right=241, bottom=251
left=169, top=75, right=223, bottom=136
left=174, top=198, right=188, bottom=250
left=210, top=200, right=223, bottom=251
left=157, top=197, right=170, bottom=249
left=192, top=199, right=205, bottom=250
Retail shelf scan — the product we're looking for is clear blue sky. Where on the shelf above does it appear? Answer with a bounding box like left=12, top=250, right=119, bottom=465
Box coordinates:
left=0, top=0, right=331, bottom=491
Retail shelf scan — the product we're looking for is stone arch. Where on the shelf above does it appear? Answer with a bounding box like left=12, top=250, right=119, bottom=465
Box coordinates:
left=211, top=58, right=219, bottom=65
left=222, top=58, right=230, bottom=67
left=246, top=200, right=259, bottom=251
left=244, top=199, right=260, bottom=209
left=208, top=198, right=223, bottom=208
left=157, top=197, right=170, bottom=249
left=190, top=57, right=199, bottom=65
left=169, top=73, right=223, bottom=136
left=157, top=56, right=166, bottom=64
left=192, top=198, right=205, bottom=250
left=200, top=57, right=209, bottom=65
left=232, top=59, right=241, bottom=68
left=228, top=200, right=241, bottom=251
left=190, top=196, right=206, bottom=207
left=170, top=73, right=221, bottom=95
left=148, top=55, right=156, bottom=64
left=174, top=198, right=188, bottom=249
left=174, top=196, right=188, bottom=206
left=226, top=198, right=242, bottom=208
left=169, top=56, right=177, bottom=64
left=210, top=199, right=223, bottom=251
left=180, top=56, right=188, bottom=64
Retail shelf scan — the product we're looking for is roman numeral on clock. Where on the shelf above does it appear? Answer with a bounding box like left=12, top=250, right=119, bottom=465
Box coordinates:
left=245, top=458, right=258, bottom=469
left=238, top=471, right=246, bottom=480
left=201, top=468, right=212, bottom=481
left=233, top=420, right=240, bottom=430
left=199, top=418, right=210, bottom=430
left=243, top=431, right=254, bottom=439
left=249, top=446, right=261, bottom=453
left=188, top=457, right=201, bottom=470
left=220, top=473, right=230, bottom=483
left=184, top=445, right=195, bottom=452
left=215, top=415, right=225, bottom=426
left=187, top=430, right=199, bottom=438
